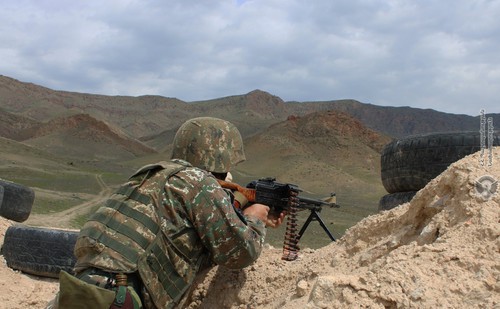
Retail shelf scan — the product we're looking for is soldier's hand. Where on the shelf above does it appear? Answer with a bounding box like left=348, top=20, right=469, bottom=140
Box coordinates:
left=243, top=203, right=270, bottom=223
left=265, top=211, right=286, bottom=228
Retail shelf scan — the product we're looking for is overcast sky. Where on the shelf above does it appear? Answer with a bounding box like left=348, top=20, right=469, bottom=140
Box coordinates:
left=1, top=0, right=499, bottom=116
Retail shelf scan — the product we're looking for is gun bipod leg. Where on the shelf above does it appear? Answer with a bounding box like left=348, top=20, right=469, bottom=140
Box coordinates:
left=297, top=210, right=336, bottom=242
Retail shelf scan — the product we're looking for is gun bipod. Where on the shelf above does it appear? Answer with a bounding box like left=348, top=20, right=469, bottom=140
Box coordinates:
left=297, top=208, right=336, bottom=242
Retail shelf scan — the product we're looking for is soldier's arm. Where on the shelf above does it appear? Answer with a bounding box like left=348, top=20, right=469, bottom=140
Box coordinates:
left=171, top=169, right=266, bottom=269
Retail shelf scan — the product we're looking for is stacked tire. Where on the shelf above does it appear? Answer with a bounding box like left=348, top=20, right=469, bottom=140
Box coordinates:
left=0, top=179, right=79, bottom=278
left=1, top=225, right=79, bottom=278
left=0, top=179, right=35, bottom=222
left=378, top=131, right=499, bottom=211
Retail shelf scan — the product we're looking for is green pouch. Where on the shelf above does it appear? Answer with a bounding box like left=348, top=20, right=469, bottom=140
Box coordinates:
left=59, top=271, right=116, bottom=309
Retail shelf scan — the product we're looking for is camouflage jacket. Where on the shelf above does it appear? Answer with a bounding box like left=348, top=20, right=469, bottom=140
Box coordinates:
left=73, top=159, right=266, bottom=308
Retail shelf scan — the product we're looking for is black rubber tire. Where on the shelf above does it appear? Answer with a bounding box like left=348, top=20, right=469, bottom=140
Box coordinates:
left=0, top=179, right=35, bottom=222
left=1, top=224, right=78, bottom=278
left=378, top=191, right=417, bottom=211
left=381, top=131, right=499, bottom=193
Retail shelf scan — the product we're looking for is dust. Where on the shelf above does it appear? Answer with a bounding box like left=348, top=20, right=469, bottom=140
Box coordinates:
left=0, top=148, right=498, bottom=308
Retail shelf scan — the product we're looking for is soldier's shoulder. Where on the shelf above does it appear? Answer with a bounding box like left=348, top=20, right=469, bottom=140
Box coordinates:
left=176, top=166, right=214, bottom=184
left=168, top=167, right=224, bottom=201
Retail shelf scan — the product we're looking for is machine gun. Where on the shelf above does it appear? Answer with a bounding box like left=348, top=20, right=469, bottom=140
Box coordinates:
left=217, top=177, right=340, bottom=261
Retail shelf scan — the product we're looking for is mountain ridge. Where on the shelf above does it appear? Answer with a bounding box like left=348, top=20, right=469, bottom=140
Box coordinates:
left=2, top=75, right=496, bottom=143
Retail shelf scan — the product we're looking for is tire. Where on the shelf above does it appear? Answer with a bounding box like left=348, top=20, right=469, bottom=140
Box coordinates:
left=0, top=179, right=35, bottom=222
left=381, top=131, right=499, bottom=193
left=1, top=224, right=78, bottom=278
left=378, top=191, right=417, bottom=211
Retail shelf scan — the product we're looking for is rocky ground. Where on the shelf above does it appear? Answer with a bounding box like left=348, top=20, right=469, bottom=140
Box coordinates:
left=0, top=149, right=498, bottom=308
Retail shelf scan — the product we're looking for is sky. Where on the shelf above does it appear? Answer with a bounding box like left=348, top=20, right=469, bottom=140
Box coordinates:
left=1, top=0, right=499, bottom=116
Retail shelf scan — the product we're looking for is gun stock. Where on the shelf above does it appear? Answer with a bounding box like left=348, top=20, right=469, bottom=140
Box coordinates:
left=216, top=179, right=256, bottom=208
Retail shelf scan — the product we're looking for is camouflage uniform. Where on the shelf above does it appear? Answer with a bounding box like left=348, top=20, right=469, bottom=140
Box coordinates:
left=47, top=117, right=264, bottom=309
left=72, top=159, right=266, bottom=308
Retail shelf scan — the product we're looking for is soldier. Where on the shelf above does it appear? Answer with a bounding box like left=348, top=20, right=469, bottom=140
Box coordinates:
left=47, top=117, right=284, bottom=309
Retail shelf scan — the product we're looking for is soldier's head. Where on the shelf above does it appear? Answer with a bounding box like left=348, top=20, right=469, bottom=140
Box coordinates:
left=171, top=117, right=246, bottom=174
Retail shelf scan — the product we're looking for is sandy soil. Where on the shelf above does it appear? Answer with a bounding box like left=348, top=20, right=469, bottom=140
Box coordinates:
left=0, top=149, right=498, bottom=308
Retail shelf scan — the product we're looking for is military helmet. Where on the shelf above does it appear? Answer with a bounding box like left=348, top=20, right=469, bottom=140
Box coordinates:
left=171, top=117, right=246, bottom=173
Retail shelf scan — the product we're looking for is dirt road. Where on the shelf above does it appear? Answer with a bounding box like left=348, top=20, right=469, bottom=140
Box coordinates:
left=25, top=174, right=113, bottom=229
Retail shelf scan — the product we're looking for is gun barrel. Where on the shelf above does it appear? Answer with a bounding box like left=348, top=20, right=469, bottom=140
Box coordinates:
left=298, top=196, right=338, bottom=209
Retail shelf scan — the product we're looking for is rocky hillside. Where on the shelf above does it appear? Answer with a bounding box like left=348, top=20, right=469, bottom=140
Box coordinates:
left=286, top=99, right=491, bottom=137
left=0, top=108, right=39, bottom=141
left=21, top=113, right=157, bottom=160
left=237, top=110, right=391, bottom=202
left=1, top=75, right=497, bottom=144
left=0, top=75, right=192, bottom=139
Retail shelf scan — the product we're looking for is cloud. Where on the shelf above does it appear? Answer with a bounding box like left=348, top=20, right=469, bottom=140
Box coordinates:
left=1, top=0, right=499, bottom=116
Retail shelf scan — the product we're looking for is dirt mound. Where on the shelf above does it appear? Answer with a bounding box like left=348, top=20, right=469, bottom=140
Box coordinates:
left=187, top=148, right=499, bottom=308
left=0, top=148, right=498, bottom=308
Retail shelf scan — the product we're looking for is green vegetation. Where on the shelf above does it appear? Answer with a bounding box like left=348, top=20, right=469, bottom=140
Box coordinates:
left=1, top=149, right=385, bottom=250
left=71, top=205, right=101, bottom=229
left=1, top=167, right=101, bottom=194
left=32, top=196, right=84, bottom=214
left=99, top=171, right=129, bottom=187
left=0, top=164, right=127, bottom=199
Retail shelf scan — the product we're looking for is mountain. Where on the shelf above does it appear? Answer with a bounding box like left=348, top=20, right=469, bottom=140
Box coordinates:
left=1, top=75, right=496, bottom=146
left=142, top=90, right=289, bottom=148
left=232, top=111, right=393, bottom=246
left=236, top=111, right=391, bottom=197
left=286, top=100, right=490, bottom=138
left=0, top=75, right=192, bottom=139
left=21, top=113, right=157, bottom=161
left=189, top=89, right=289, bottom=138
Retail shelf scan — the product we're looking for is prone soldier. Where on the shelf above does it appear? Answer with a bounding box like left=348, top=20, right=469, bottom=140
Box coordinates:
left=46, top=117, right=285, bottom=309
